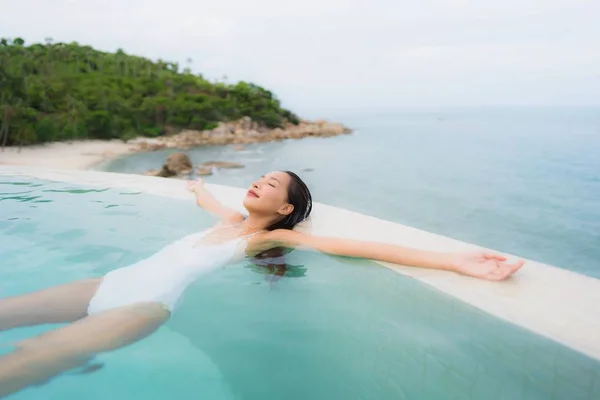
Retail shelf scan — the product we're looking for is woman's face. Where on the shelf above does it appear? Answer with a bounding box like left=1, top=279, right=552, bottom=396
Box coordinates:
left=243, top=171, right=294, bottom=217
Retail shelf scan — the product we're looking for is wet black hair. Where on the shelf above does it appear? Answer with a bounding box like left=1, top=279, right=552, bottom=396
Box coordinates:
left=266, top=171, right=312, bottom=231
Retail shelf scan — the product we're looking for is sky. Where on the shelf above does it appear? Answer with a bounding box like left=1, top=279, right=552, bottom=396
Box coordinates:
left=1, top=0, right=598, bottom=116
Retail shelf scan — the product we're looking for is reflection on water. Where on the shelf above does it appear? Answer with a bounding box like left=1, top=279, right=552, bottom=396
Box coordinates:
left=245, top=247, right=309, bottom=291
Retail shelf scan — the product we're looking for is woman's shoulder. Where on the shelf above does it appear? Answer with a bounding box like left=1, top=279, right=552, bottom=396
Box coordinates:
left=244, top=229, right=285, bottom=255
left=223, top=213, right=247, bottom=225
left=251, top=229, right=308, bottom=247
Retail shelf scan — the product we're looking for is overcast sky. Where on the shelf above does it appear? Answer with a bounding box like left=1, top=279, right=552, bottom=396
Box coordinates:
left=1, top=0, right=598, bottom=115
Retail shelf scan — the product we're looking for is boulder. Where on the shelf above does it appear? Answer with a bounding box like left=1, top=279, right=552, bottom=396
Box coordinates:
left=196, top=166, right=213, bottom=176
left=319, top=122, right=349, bottom=135
left=166, top=153, right=193, bottom=175
left=144, top=165, right=174, bottom=178
left=240, top=116, right=253, bottom=130
left=144, top=169, right=162, bottom=177
left=137, top=142, right=167, bottom=151
left=144, top=152, right=193, bottom=178
left=245, top=129, right=261, bottom=138
left=201, top=161, right=244, bottom=169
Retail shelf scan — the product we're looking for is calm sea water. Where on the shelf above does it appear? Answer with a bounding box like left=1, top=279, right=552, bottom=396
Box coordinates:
left=102, top=107, right=600, bottom=278
left=1, top=179, right=599, bottom=399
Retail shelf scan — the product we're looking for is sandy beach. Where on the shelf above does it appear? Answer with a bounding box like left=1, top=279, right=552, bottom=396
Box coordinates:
left=0, top=118, right=350, bottom=172
left=0, top=140, right=142, bottom=170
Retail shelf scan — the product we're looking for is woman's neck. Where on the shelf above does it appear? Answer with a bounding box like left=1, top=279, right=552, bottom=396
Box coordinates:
left=242, top=213, right=278, bottom=232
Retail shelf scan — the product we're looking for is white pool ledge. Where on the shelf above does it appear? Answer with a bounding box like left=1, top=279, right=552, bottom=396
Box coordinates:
left=2, top=165, right=600, bottom=362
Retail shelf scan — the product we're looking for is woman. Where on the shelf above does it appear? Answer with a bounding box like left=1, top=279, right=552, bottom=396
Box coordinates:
left=0, top=171, right=524, bottom=396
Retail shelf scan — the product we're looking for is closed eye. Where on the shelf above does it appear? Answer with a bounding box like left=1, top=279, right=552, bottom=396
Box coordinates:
left=259, top=175, right=280, bottom=187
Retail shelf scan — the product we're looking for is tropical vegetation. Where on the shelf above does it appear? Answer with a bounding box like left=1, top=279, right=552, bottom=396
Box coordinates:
left=0, top=37, right=299, bottom=148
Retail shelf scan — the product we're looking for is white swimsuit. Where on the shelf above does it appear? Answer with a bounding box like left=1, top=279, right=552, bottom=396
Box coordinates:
left=87, top=226, right=258, bottom=315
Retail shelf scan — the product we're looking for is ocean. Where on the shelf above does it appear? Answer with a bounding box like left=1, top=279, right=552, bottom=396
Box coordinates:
left=101, top=106, right=600, bottom=278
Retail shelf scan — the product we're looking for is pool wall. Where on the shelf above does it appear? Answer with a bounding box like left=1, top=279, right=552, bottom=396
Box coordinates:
left=1, top=165, right=598, bottom=362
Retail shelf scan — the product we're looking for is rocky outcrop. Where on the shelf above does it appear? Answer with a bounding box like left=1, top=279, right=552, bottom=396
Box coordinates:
left=201, top=161, right=244, bottom=169
left=195, top=160, right=245, bottom=177
left=137, top=117, right=349, bottom=178
left=166, top=153, right=193, bottom=174
left=137, top=141, right=167, bottom=152
left=196, top=166, right=213, bottom=176
left=133, top=117, right=351, bottom=151
left=145, top=156, right=246, bottom=178
left=144, top=152, right=193, bottom=177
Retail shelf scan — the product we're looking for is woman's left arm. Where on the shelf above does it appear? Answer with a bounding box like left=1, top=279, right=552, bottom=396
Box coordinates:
left=258, top=230, right=524, bottom=281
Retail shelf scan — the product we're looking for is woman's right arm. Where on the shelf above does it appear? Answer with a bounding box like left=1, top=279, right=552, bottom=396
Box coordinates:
left=252, top=229, right=524, bottom=281
left=186, top=179, right=245, bottom=224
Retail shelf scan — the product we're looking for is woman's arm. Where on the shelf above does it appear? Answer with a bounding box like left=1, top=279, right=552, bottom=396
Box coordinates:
left=256, top=229, right=524, bottom=281
left=186, top=178, right=245, bottom=224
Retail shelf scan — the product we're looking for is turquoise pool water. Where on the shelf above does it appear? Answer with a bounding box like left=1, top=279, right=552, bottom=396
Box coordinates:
left=1, top=177, right=599, bottom=399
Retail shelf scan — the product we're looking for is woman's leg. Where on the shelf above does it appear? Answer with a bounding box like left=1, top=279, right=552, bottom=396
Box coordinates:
left=0, top=302, right=169, bottom=397
left=0, top=278, right=102, bottom=331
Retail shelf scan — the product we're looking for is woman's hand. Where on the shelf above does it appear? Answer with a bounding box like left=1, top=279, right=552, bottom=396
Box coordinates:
left=186, top=178, right=205, bottom=193
left=450, top=252, right=525, bottom=281
left=185, top=177, right=245, bottom=224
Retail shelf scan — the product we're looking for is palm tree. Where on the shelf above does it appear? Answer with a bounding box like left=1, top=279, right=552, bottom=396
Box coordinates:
left=184, top=57, right=193, bottom=74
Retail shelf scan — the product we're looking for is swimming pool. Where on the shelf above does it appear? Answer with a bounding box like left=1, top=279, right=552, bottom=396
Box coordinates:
left=1, top=171, right=599, bottom=399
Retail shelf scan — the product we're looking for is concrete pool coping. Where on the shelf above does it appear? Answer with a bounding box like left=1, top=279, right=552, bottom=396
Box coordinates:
left=1, top=165, right=599, bottom=362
